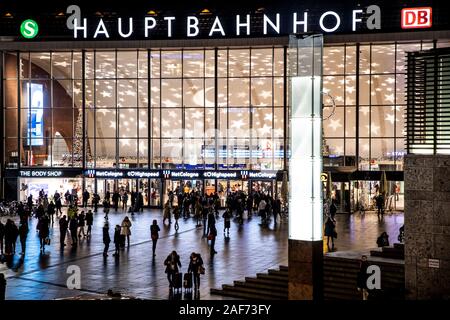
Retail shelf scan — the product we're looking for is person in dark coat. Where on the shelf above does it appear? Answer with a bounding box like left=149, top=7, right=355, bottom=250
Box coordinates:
left=82, top=190, right=90, bottom=208
left=18, top=223, right=29, bottom=255
left=164, top=250, right=181, bottom=289
left=47, top=201, right=56, bottom=225
left=357, top=255, right=370, bottom=300
left=77, top=211, right=86, bottom=238
left=113, top=225, right=121, bottom=257
left=222, top=209, right=232, bottom=237
left=138, top=192, right=144, bottom=212
left=209, top=224, right=218, bottom=256
left=92, top=192, right=100, bottom=213
left=102, top=223, right=111, bottom=257
left=38, top=216, right=49, bottom=253
left=376, top=232, right=390, bottom=247
left=150, top=220, right=160, bottom=257
left=59, top=215, right=68, bottom=247
left=54, top=191, right=62, bottom=216
left=0, top=221, right=4, bottom=255
left=187, top=252, right=204, bottom=291
left=0, top=273, right=6, bottom=301
left=324, top=216, right=336, bottom=251
left=69, top=216, right=78, bottom=247
left=85, top=210, right=94, bottom=237
left=112, top=191, right=120, bottom=211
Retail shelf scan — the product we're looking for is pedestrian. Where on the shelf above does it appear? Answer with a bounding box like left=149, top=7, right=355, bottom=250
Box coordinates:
left=163, top=201, right=171, bottom=224
left=376, top=194, right=384, bottom=217
left=120, top=216, right=132, bottom=247
left=0, top=273, right=6, bottom=301
left=376, top=232, right=390, bottom=247
left=59, top=215, right=68, bottom=247
left=47, top=200, right=56, bottom=225
left=273, top=197, right=281, bottom=225
left=0, top=221, right=4, bottom=255
left=102, top=223, right=110, bottom=257
left=18, top=222, right=29, bottom=255
left=150, top=219, right=160, bottom=257
left=222, top=208, right=231, bottom=237
left=92, top=192, right=100, bottom=213
left=164, top=250, right=181, bottom=290
left=69, top=215, right=78, bottom=247
left=38, top=215, right=50, bottom=253
left=54, top=192, right=62, bottom=216
left=324, top=216, right=337, bottom=251
left=122, top=192, right=128, bottom=211
left=113, top=225, right=121, bottom=257
left=85, top=210, right=93, bottom=237
left=187, top=252, right=204, bottom=292
left=208, top=223, right=217, bottom=256
left=82, top=189, right=90, bottom=208
left=173, top=206, right=180, bottom=231
left=103, top=198, right=110, bottom=220
left=77, top=211, right=86, bottom=238
left=10, top=221, right=19, bottom=255
left=357, top=255, right=370, bottom=300
left=112, top=191, right=120, bottom=211
left=202, top=205, right=209, bottom=237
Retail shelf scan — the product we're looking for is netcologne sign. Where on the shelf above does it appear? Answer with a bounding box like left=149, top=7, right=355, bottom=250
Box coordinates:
left=66, top=4, right=382, bottom=39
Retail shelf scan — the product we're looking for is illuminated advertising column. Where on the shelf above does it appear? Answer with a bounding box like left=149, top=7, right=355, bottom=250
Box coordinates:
left=288, top=34, right=323, bottom=300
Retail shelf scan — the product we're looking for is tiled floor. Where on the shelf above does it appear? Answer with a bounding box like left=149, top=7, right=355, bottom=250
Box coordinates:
left=0, top=208, right=403, bottom=300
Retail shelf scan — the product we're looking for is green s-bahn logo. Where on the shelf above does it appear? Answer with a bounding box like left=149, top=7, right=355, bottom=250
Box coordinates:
left=20, top=19, right=39, bottom=39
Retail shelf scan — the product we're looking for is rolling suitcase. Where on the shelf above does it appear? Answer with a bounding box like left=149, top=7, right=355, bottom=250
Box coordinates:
left=183, top=273, right=193, bottom=292
left=174, top=272, right=183, bottom=293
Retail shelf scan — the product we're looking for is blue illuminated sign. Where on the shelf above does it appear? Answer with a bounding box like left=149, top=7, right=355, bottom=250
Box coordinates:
left=26, top=83, right=44, bottom=146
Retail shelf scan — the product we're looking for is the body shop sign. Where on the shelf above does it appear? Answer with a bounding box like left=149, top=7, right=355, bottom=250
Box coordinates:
left=66, top=4, right=382, bottom=39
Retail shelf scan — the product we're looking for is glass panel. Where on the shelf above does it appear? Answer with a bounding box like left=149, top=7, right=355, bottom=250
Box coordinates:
left=229, top=49, right=250, bottom=77
left=117, top=79, right=137, bottom=108
left=228, top=108, right=249, bottom=137
left=324, top=47, right=345, bottom=75
left=150, top=50, right=161, bottom=78
left=119, top=109, right=138, bottom=138
left=30, top=52, right=51, bottom=79
left=253, top=107, right=272, bottom=138
left=345, top=45, right=357, bottom=74
left=183, top=50, right=204, bottom=78
left=96, top=139, right=116, bottom=168
left=185, top=109, right=204, bottom=138
left=371, top=106, right=395, bottom=137
left=345, top=107, right=356, bottom=137
left=229, top=78, right=249, bottom=107
left=184, top=139, right=204, bottom=168
left=52, top=52, right=72, bottom=79
left=161, top=79, right=181, bottom=107
left=138, top=50, right=148, bottom=78
left=161, top=139, right=182, bottom=166
left=183, top=79, right=204, bottom=107
left=5, top=109, right=18, bottom=137
left=371, top=75, right=395, bottom=105
left=205, top=50, right=215, bottom=77
left=371, top=44, right=395, bottom=73
left=95, top=80, right=116, bottom=108
left=161, top=50, right=182, bottom=78
left=324, top=108, right=344, bottom=137
left=117, top=51, right=137, bottom=78
left=152, top=108, right=160, bottom=137
left=95, top=51, right=116, bottom=78
left=96, top=109, right=116, bottom=138
left=161, top=108, right=182, bottom=137
left=54, top=80, right=73, bottom=108
left=251, top=48, right=273, bottom=76
left=251, top=77, right=272, bottom=106
left=138, top=110, right=148, bottom=137
left=359, top=106, right=370, bottom=137
left=274, top=47, right=284, bottom=76
left=138, top=80, right=148, bottom=108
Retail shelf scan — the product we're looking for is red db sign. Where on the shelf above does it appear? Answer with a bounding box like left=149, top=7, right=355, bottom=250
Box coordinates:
left=401, top=7, right=432, bottom=29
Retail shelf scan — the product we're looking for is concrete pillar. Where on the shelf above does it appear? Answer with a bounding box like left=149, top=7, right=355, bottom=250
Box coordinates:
left=288, top=239, right=323, bottom=300
left=404, top=154, right=450, bottom=299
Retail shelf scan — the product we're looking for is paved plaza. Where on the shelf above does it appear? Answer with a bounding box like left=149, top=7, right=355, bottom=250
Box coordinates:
left=0, top=208, right=403, bottom=300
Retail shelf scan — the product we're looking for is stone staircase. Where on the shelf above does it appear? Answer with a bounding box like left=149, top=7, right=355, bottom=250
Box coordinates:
left=210, top=266, right=288, bottom=300
left=323, top=252, right=405, bottom=300
left=370, top=243, right=405, bottom=259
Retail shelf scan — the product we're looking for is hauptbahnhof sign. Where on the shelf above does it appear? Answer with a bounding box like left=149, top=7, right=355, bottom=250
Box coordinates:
left=0, top=0, right=445, bottom=41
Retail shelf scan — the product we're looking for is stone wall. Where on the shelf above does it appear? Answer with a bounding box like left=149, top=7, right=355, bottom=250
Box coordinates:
left=404, top=154, right=450, bottom=299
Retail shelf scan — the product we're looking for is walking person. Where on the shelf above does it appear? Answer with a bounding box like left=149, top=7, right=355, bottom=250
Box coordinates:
left=69, top=215, right=78, bottom=247
left=47, top=200, right=56, bottom=225
left=54, top=192, right=62, bottom=216
left=202, top=205, right=209, bottom=237
left=11, top=221, right=19, bottom=255
left=92, top=192, right=100, bottom=213
left=103, top=198, right=110, bottom=220
left=173, top=206, right=180, bottom=231
left=77, top=211, right=86, bottom=238
left=163, top=201, right=171, bottom=224
left=59, top=215, right=68, bottom=247
left=208, top=223, right=217, bottom=256
left=85, top=210, right=94, bottom=237
left=0, top=221, right=4, bottom=255
left=222, top=208, right=231, bottom=237
left=102, top=223, right=110, bottom=257
left=324, top=216, right=337, bottom=251
left=122, top=192, right=128, bottom=211
left=357, top=255, right=370, bottom=300
left=38, top=215, right=50, bottom=253
left=112, top=191, right=120, bottom=212
left=113, top=225, right=121, bottom=257
left=18, top=222, right=29, bottom=255
left=187, top=252, right=204, bottom=292
left=121, top=216, right=132, bottom=247
left=150, top=220, right=160, bottom=257
left=164, top=250, right=181, bottom=290
left=273, top=197, right=281, bottom=225
left=0, top=273, right=6, bottom=301
left=82, top=190, right=90, bottom=208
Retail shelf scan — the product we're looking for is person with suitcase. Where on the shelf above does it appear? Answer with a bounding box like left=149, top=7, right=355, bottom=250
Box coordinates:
left=183, top=272, right=193, bottom=293
left=187, top=252, right=204, bottom=292
left=164, top=250, right=181, bottom=291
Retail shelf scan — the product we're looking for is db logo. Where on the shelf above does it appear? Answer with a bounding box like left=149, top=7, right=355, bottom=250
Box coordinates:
left=401, top=7, right=432, bottom=29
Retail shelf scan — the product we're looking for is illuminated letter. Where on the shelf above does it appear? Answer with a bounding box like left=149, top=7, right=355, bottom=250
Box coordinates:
left=73, top=18, right=87, bottom=39
left=145, top=17, right=156, bottom=37
left=209, top=16, right=225, bottom=36
left=66, top=4, right=81, bottom=30
left=263, top=14, right=280, bottom=35
left=164, top=16, right=176, bottom=37
left=118, top=17, right=133, bottom=38
left=187, top=16, right=199, bottom=37
left=236, top=14, right=250, bottom=36
left=352, top=9, right=363, bottom=31
left=293, top=12, right=308, bottom=33
left=319, top=11, right=340, bottom=32
left=93, top=19, right=109, bottom=38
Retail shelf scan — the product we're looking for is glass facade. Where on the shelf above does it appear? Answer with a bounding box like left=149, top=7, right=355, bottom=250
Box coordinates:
left=3, top=41, right=450, bottom=173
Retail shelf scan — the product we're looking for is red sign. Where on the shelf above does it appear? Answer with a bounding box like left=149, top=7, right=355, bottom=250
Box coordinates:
left=401, top=7, right=432, bottom=29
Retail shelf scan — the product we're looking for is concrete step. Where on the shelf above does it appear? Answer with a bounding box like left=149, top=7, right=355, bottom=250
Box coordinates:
left=244, top=277, right=288, bottom=287
left=267, top=269, right=288, bottom=277
left=256, top=273, right=288, bottom=282
left=394, top=243, right=405, bottom=250
left=222, top=284, right=287, bottom=299
left=279, top=265, right=288, bottom=272
left=370, top=250, right=404, bottom=259
left=210, top=288, right=282, bottom=300
left=233, top=280, right=288, bottom=293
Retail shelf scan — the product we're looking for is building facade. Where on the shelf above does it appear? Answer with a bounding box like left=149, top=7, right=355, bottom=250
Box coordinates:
left=1, top=0, right=449, bottom=209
